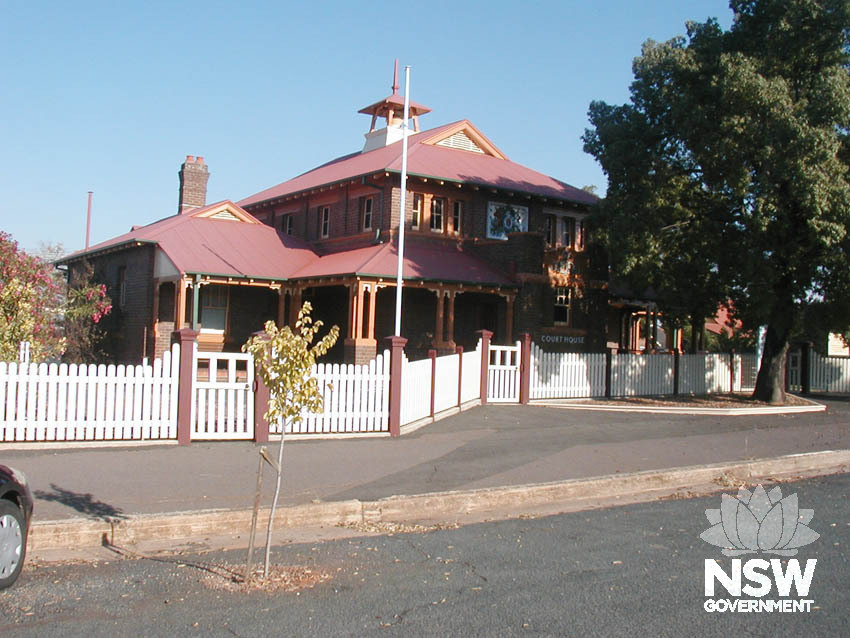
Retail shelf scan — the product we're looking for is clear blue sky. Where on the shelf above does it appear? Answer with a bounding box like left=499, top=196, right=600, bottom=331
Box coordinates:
left=0, top=1, right=733, bottom=255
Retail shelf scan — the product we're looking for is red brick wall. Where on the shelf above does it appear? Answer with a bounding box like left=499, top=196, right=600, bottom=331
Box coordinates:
left=154, top=281, right=176, bottom=359
left=241, top=174, right=606, bottom=353
left=178, top=157, right=209, bottom=213
left=77, top=245, right=156, bottom=364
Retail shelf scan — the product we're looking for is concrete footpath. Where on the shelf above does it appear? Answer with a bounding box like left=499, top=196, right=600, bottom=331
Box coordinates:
left=3, top=398, right=849, bottom=553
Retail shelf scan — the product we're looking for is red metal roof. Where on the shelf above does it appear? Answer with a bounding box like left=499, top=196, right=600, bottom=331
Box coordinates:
left=238, top=120, right=598, bottom=207
left=60, top=202, right=513, bottom=286
left=60, top=201, right=319, bottom=280
left=291, top=237, right=515, bottom=286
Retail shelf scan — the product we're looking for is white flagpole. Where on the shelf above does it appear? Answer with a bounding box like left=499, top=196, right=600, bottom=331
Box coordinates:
left=394, top=65, right=411, bottom=336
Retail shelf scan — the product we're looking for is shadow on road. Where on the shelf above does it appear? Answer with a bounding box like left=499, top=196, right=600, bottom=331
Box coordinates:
left=34, top=483, right=127, bottom=520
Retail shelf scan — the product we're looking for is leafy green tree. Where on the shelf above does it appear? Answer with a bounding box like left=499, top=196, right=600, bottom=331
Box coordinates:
left=584, top=0, right=850, bottom=403
left=242, top=302, right=339, bottom=579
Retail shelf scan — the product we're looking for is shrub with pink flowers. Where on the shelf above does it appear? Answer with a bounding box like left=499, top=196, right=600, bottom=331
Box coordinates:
left=63, top=262, right=113, bottom=362
left=0, top=231, right=112, bottom=363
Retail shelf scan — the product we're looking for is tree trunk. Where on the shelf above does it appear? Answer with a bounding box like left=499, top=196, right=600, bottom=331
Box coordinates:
left=689, top=314, right=700, bottom=354
left=263, top=426, right=286, bottom=579
left=752, top=322, right=789, bottom=404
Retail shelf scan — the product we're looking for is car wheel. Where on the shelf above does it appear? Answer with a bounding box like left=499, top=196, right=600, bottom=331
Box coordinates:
left=0, top=500, right=26, bottom=590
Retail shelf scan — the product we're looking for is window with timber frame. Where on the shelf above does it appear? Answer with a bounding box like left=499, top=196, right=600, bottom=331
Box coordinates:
left=412, top=193, right=422, bottom=229
left=430, top=197, right=445, bottom=232
left=280, top=214, right=293, bottom=235
left=362, top=197, right=373, bottom=231
left=452, top=200, right=463, bottom=235
left=200, top=284, right=228, bottom=332
left=553, top=286, right=571, bottom=325
left=319, top=206, right=330, bottom=238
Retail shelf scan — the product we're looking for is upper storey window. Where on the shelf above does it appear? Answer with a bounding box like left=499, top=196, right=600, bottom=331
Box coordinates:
left=430, top=198, right=445, bottom=232
left=412, top=193, right=423, bottom=229
left=118, top=266, right=127, bottom=309
left=553, top=286, right=571, bottom=325
left=319, top=206, right=330, bottom=238
left=280, top=214, right=293, bottom=235
left=452, top=201, right=463, bottom=235
left=362, top=197, right=373, bottom=231
left=560, top=217, right=574, bottom=248
left=544, top=210, right=585, bottom=249
left=486, top=202, right=528, bottom=240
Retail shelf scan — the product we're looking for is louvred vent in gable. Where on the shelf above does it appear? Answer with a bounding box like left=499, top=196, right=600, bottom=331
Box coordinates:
left=436, top=131, right=485, bottom=154
left=210, top=210, right=241, bottom=221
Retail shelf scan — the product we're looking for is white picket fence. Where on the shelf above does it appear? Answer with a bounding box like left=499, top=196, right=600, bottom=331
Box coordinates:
left=191, top=348, right=254, bottom=440
left=488, top=341, right=521, bottom=403
left=401, top=356, right=433, bottom=425
left=737, top=353, right=759, bottom=391
left=530, top=349, right=759, bottom=399
left=530, top=344, right=606, bottom=399
left=678, top=354, right=735, bottom=394
left=460, top=346, right=482, bottom=404
left=275, top=350, right=390, bottom=434
left=611, top=353, right=674, bottom=396
left=809, top=352, right=850, bottom=393
left=3, top=330, right=805, bottom=445
left=400, top=342, right=483, bottom=426
left=434, top=352, right=460, bottom=413
left=0, top=344, right=179, bottom=442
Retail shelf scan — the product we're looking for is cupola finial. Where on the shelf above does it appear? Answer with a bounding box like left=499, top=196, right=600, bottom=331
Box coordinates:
left=392, top=59, right=399, bottom=95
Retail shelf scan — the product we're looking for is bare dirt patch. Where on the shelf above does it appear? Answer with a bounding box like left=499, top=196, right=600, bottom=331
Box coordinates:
left=584, top=392, right=814, bottom=408
left=100, top=541, right=330, bottom=594
left=201, top=564, right=331, bottom=593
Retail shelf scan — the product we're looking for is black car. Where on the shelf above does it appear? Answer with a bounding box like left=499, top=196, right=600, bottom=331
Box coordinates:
left=0, top=465, right=33, bottom=589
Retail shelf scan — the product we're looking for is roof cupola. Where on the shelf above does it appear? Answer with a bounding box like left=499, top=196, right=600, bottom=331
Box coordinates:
left=358, top=60, right=431, bottom=153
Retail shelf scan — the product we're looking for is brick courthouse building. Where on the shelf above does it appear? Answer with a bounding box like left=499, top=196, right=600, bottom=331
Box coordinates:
left=60, top=66, right=623, bottom=364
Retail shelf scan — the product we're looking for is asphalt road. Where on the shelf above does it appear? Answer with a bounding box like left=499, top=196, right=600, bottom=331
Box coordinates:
left=1, top=473, right=847, bottom=637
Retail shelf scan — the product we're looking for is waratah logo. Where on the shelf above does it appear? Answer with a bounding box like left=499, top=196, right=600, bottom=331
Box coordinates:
left=700, top=484, right=819, bottom=557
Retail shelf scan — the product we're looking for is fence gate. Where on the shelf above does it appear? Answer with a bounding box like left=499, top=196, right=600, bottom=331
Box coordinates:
left=488, top=341, right=521, bottom=403
left=191, top=347, right=254, bottom=440
left=787, top=349, right=801, bottom=392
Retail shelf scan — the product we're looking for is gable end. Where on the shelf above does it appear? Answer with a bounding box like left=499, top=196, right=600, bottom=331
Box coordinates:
left=210, top=210, right=241, bottom=221
left=436, top=131, right=485, bottom=154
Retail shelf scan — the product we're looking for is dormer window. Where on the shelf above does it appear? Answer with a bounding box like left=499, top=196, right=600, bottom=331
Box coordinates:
left=362, top=197, right=373, bottom=231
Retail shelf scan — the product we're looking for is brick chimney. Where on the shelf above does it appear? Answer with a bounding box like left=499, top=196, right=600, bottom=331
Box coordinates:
left=178, top=155, right=209, bottom=214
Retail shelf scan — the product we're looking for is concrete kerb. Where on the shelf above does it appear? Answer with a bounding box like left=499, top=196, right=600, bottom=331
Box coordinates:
left=28, top=449, right=850, bottom=552
left=531, top=398, right=827, bottom=416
